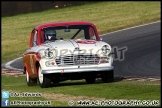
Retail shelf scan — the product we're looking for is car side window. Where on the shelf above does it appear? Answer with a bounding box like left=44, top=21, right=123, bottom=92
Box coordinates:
left=32, top=30, right=38, bottom=46
left=89, top=27, right=97, bottom=40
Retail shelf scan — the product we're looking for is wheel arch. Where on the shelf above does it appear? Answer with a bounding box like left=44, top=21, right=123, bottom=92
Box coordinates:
left=23, top=63, right=28, bottom=74
left=35, top=61, right=40, bottom=75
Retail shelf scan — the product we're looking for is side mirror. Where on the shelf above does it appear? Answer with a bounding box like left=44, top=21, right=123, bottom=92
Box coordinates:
left=100, top=37, right=103, bottom=41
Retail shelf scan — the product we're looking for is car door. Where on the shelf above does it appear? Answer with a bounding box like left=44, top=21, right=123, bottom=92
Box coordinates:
left=23, top=30, right=38, bottom=77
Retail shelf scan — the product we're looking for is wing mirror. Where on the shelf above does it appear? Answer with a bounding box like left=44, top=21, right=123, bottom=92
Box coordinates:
left=100, top=37, right=103, bottom=41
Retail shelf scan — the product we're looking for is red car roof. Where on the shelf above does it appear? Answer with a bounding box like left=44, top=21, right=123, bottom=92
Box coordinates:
left=35, top=21, right=96, bottom=29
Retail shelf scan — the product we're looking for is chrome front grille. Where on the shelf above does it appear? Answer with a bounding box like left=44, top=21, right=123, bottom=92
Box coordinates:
left=55, top=54, right=100, bottom=66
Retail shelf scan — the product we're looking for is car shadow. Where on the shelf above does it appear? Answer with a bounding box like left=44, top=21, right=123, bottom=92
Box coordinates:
left=50, top=76, right=125, bottom=88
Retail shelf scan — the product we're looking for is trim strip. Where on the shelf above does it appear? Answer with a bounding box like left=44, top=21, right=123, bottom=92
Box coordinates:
left=42, top=66, right=114, bottom=74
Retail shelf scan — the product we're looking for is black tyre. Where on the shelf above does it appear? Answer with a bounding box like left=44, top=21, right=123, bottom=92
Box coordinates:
left=26, top=70, right=37, bottom=86
left=38, top=65, right=51, bottom=88
left=85, top=75, right=96, bottom=84
left=102, top=70, right=114, bottom=83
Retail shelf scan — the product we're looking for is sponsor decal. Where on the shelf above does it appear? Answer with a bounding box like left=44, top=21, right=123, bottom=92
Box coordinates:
left=77, top=40, right=96, bottom=44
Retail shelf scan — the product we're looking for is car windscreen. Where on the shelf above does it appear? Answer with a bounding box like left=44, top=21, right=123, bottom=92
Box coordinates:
left=41, top=25, right=97, bottom=42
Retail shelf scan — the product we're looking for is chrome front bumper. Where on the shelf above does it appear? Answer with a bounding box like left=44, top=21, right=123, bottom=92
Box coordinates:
left=42, top=66, right=114, bottom=74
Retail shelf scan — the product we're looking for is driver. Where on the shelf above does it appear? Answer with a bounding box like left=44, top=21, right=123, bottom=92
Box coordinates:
left=45, top=29, right=57, bottom=41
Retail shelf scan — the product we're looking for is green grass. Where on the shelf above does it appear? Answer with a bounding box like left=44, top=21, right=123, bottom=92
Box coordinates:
left=2, top=75, right=161, bottom=107
left=1, top=1, right=160, bottom=63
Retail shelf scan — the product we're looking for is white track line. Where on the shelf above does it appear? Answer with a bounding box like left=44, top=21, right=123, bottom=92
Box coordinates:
left=5, top=57, right=23, bottom=71
left=100, top=21, right=160, bottom=36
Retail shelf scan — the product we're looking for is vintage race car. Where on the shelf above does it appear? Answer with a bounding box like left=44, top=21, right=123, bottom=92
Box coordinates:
left=23, top=21, right=114, bottom=88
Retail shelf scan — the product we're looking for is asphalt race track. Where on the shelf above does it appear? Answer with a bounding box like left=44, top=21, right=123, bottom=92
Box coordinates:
left=2, top=21, right=161, bottom=77
left=102, top=21, right=160, bottom=77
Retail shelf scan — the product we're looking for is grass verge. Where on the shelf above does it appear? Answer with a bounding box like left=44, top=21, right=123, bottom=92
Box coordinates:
left=2, top=74, right=161, bottom=107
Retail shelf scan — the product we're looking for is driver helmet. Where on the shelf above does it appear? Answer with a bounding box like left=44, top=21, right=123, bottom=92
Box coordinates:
left=46, top=29, right=56, bottom=40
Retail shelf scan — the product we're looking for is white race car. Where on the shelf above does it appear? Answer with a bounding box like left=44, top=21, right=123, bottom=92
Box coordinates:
left=23, top=21, right=114, bottom=88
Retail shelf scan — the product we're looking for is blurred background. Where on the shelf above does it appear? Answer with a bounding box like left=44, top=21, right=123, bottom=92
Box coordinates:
left=2, top=1, right=99, bottom=17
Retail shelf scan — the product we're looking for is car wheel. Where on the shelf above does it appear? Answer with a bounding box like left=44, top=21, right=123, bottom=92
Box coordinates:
left=102, top=70, right=114, bottom=83
left=26, top=70, right=37, bottom=86
left=85, top=75, right=96, bottom=84
left=52, top=78, right=59, bottom=84
left=38, top=65, right=51, bottom=88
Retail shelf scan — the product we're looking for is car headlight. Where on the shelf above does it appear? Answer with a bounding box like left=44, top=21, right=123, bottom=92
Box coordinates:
left=101, top=45, right=111, bottom=54
left=44, top=48, right=55, bottom=58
